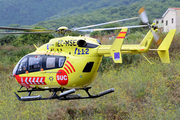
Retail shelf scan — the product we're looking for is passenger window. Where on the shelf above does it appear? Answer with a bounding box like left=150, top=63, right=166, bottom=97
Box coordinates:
left=59, top=57, right=66, bottom=67
left=46, top=57, right=55, bottom=68
left=29, top=57, right=42, bottom=72
left=18, top=57, right=27, bottom=74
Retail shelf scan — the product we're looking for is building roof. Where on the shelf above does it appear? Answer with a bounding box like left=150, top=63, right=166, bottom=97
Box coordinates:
left=162, top=8, right=180, bottom=18
left=154, top=18, right=163, bottom=20
left=169, top=8, right=180, bottom=10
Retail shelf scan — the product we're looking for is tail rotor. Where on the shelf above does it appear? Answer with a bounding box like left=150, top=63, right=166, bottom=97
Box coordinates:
left=138, top=7, right=162, bottom=45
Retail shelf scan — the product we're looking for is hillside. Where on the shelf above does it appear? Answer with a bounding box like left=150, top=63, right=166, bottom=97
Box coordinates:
left=32, top=0, right=180, bottom=31
left=1, top=1, right=180, bottom=119
left=0, top=0, right=142, bottom=26
left=0, top=31, right=180, bottom=119
left=1, top=0, right=180, bottom=26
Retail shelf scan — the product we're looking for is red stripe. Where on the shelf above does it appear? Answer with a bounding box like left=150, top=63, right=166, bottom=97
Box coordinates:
left=67, top=60, right=76, bottom=72
left=15, top=75, right=46, bottom=88
left=119, top=32, right=127, bottom=34
left=65, top=64, right=72, bottom=73
left=117, top=37, right=125, bottom=39
left=64, top=67, right=70, bottom=74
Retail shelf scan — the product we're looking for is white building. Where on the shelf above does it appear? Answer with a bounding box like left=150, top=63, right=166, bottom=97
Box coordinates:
left=154, top=8, right=180, bottom=33
left=153, top=18, right=164, bottom=32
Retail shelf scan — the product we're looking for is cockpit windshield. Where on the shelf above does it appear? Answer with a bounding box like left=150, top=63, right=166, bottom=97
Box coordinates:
left=18, top=57, right=28, bottom=74
left=13, top=56, right=27, bottom=75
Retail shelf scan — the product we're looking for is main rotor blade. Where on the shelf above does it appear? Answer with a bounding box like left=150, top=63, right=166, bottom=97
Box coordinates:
left=0, top=32, right=55, bottom=34
left=0, top=26, right=54, bottom=32
left=77, top=25, right=148, bottom=32
left=73, top=17, right=140, bottom=31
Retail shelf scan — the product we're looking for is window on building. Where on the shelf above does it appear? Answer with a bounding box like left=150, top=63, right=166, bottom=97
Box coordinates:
left=166, top=20, right=168, bottom=26
left=156, top=21, right=158, bottom=24
left=162, top=20, right=163, bottom=23
left=172, top=18, right=174, bottom=23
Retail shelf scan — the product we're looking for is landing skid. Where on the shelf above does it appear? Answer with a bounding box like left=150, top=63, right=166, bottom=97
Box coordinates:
left=14, top=87, right=114, bottom=101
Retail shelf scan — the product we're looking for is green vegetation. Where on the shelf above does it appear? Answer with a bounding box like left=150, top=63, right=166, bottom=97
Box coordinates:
left=1, top=1, right=180, bottom=119
left=0, top=0, right=142, bottom=26
left=0, top=35, right=17, bottom=46
left=30, top=0, right=180, bottom=32
left=1, top=0, right=180, bottom=27
left=0, top=31, right=180, bottom=119
left=0, top=27, right=55, bottom=46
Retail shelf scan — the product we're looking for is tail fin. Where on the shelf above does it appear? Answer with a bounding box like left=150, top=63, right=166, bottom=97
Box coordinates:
left=158, top=29, right=176, bottom=63
left=139, top=30, right=154, bottom=50
left=110, top=28, right=128, bottom=63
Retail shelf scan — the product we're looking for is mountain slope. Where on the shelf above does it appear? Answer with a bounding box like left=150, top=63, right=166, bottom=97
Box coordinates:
left=1, top=0, right=180, bottom=27
left=33, top=0, right=180, bottom=30
left=0, top=0, right=144, bottom=26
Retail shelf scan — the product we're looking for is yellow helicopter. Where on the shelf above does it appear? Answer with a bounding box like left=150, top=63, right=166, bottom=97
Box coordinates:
left=0, top=7, right=176, bottom=101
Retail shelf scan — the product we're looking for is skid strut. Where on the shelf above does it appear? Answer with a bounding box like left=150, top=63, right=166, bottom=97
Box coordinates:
left=14, top=87, right=114, bottom=101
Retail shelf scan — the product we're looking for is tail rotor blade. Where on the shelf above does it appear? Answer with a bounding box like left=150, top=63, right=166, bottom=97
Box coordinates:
left=138, top=7, right=162, bottom=45
left=138, top=7, right=149, bottom=24
left=152, top=30, right=162, bottom=45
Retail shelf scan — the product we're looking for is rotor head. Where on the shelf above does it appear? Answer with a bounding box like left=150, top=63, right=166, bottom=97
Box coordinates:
left=55, top=26, right=71, bottom=35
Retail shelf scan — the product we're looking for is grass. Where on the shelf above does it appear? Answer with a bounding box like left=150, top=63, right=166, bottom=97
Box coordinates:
left=1, top=55, right=180, bottom=119
left=0, top=31, right=180, bottom=119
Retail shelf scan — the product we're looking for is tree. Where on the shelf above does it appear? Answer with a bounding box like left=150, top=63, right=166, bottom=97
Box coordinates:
left=0, top=35, right=17, bottom=46
left=13, top=26, right=55, bottom=46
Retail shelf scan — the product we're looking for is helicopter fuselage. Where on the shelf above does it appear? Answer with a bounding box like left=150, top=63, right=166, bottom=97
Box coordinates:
left=13, top=36, right=102, bottom=89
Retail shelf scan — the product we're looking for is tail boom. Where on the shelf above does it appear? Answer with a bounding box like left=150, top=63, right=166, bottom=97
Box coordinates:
left=97, top=28, right=176, bottom=64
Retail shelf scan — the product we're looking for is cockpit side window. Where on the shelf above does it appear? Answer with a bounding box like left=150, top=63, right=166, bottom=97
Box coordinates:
left=15, top=55, right=66, bottom=74
left=59, top=57, right=66, bottom=68
left=18, top=57, right=27, bottom=74
left=29, top=57, right=42, bottom=72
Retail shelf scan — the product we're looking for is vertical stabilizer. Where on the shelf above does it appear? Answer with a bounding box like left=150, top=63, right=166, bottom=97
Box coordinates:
left=110, top=28, right=128, bottom=63
left=158, top=29, right=176, bottom=63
